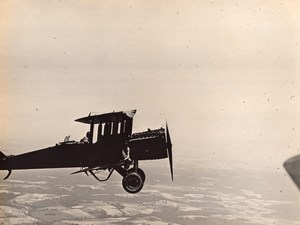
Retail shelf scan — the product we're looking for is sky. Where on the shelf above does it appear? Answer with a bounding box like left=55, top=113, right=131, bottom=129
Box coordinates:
left=1, top=0, right=300, bottom=170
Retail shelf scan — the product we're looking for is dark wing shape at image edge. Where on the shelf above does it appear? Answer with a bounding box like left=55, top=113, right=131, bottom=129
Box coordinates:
left=284, top=154, right=300, bottom=190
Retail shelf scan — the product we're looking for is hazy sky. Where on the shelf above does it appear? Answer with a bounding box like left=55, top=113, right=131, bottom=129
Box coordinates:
left=1, top=0, right=300, bottom=169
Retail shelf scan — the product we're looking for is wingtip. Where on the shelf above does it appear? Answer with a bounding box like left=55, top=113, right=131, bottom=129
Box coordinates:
left=0, top=151, right=6, bottom=160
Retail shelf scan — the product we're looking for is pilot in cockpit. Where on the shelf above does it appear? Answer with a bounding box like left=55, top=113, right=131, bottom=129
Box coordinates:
left=80, top=131, right=91, bottom=144
left=122, top=140, right=131, bottom=161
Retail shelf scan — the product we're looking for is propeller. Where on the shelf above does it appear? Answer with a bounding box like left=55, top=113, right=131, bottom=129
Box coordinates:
left=165, top=122, right=173, bottom=181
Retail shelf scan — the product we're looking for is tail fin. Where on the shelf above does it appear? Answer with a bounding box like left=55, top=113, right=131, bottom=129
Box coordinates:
left=0, top=151, right=12, bottom=180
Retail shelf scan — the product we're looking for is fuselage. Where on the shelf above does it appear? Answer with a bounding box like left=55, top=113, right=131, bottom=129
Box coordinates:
left=0, top=140, right=124, bottom=170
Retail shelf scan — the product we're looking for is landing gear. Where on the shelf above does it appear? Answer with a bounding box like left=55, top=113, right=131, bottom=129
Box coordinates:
left=122, top=172, right=143, bottom=194
left=128, top=168, right=145, bottom=183
left=116, top=160, right=146, bottom=194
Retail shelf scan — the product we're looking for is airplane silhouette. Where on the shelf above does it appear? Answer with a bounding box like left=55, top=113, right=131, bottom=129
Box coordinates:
left=0, top=110, right=173, bottom=193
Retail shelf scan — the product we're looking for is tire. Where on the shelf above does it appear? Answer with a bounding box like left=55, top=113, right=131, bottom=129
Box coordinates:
left=122, top=172, right=144, bottom=194
left=128, top=168, right=146, bottom=183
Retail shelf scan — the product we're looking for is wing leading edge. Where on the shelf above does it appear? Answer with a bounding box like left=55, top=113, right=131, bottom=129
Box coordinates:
left=284, top=154, right=300, bottom=190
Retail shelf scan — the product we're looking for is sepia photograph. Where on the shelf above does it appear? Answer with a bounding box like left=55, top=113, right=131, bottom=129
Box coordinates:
left=1, top=1, right=300, bottom=224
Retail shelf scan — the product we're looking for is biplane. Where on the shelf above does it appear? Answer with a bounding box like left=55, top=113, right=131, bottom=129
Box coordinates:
left=0, top=110, right=173, bottom=193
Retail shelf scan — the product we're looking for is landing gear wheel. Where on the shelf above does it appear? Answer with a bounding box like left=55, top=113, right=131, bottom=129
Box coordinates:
left=122, top=172, right=144, bottom=194
left=128, top=168, right=146, bottom=183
